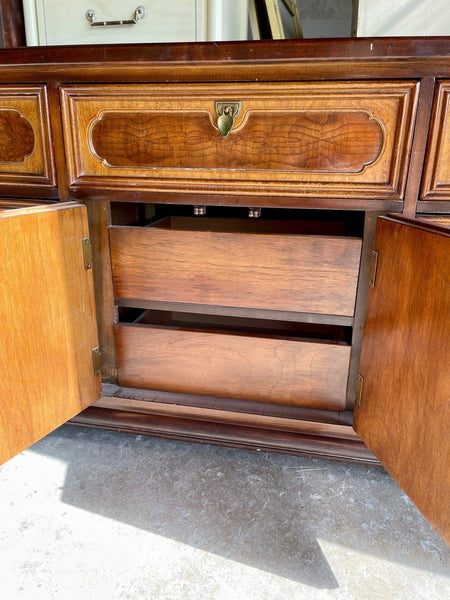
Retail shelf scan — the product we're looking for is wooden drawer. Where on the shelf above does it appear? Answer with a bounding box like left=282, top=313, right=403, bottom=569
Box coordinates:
left=109, top=217, right=362, bottom=317
left=421, top=81, right=450, bottom=202
left=61, top=81, right=418, bottom=203
left=0, top=86, right=56, bottom=190
left=115, top=314, right=351, bottom=410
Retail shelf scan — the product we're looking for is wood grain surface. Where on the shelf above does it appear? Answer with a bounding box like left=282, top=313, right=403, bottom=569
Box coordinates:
left=421, top=80, right=450, bottom=202
left=110, top=219, right=362, bottom=316
left=354, top=216, right=450, bottom=543
left=0, top=203, right=100, bottom=464
left=0, top=109, right=34, bottom=161
left=91, top=110, right=383, bottom=172
left=115, top=324, right=350, bottom=410
left=61, top=81, right=418, bottom=201
left=0, top=85, right=56, bottom=188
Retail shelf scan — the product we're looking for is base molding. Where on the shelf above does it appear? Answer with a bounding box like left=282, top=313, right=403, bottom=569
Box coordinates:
left=71, top=389, right=378, bottom=465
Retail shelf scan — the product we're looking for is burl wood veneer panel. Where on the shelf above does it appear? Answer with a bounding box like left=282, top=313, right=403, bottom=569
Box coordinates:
left=0, top=203, right=100, bottom=465
left=61, top=81, right=418, bottom=201
left=115, top=325, right=351, bottom=410
left=109, top=218, right=362, bottom=316
left=0, top=86, right=56, bottom=188
left=354, top=217, right=450, bottom=544
left=421, top=81, right=450, bottom=202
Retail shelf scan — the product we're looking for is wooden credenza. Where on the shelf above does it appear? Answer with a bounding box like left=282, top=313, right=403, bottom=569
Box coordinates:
left=0, top=39, right=448, bottom=542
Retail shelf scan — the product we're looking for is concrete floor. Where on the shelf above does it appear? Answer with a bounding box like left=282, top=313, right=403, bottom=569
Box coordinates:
left=0, top=425, right=448, bottom=600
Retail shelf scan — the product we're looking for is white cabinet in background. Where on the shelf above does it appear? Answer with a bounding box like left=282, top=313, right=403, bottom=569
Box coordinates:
left=355, top=0, right=450, bottom=36
left=23, top=0, right=248, bottom=46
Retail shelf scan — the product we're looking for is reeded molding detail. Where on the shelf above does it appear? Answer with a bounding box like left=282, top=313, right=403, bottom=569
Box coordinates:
left=88, top=108, right=384, bottom=174
left=0, top=109, right=35, bottom=164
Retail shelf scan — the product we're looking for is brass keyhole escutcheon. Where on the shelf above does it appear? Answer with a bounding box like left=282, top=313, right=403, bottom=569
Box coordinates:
left=215, top=101, right=241, bottom=137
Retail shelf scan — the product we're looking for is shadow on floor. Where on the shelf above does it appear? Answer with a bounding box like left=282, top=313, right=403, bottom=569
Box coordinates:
left=27, top=425, right=449, bottom=589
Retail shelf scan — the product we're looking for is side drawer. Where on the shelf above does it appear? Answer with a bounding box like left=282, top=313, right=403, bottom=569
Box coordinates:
left=115, top=317, right=351, bottom=411
left=109, top=217, right=362, bottom=317
left=61, top=81, right=418, bottom=203
left=421, top=80, right=450, bottom=203
left=0, top=86, right=56, bottom=191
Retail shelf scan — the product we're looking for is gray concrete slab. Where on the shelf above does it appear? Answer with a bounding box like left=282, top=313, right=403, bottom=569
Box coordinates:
left=0, top=425, right=448, bottom=599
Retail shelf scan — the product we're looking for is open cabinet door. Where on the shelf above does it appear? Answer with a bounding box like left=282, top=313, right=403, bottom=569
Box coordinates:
left=354, top=215, right=449, bottom=543
left=0, top=202, right=101, bottom=465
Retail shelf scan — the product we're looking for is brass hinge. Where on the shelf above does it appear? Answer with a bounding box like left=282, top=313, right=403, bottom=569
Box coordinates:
left=355, top=374, right=364, bottom=407
left=82, top=237, right=93, bottom=270
left=92, top=347, right=102, bottom=376
left=369, top=250, right=379, bottom=287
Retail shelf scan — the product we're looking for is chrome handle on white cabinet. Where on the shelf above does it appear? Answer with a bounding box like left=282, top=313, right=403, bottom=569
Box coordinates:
left=86, top=6, right=146, bottom=27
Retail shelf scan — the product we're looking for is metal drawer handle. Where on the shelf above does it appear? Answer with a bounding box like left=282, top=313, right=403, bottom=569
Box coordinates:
left=215, top=102, right=241, bottom=137
left=86, top=6, right=146, bottom=27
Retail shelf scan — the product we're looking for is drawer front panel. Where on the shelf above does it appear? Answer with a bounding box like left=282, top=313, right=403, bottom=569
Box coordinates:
left=110, top=219, right=362, bottom=317
left=421, top=81, right=450, bottom=202
left=61, top=81, right=418, bottom=201
left=0, top=86, right=56, bottom=188
left=115, top=325, right=350, bottom=410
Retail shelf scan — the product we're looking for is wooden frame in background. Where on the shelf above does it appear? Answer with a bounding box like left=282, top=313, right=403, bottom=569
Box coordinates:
left=249, top=0, right=302, bottom=39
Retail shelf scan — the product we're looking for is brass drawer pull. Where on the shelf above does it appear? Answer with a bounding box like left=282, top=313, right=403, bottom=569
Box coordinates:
left=215, top=101, right=241, bottom=137
left=86, top=6, right=146, bottom=27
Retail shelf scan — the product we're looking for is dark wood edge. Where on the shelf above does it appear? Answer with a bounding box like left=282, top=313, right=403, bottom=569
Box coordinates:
left=0, top=185, right=59, bottom=198
left=417, top=198, right=450, bottom=210
left=70, top=188, right=404, bottom=212
left=0, top=39, right=450, bottom=84
left=416, top=215, right=450, bottom=227
left=402, top=76, right=435, bottom=217
left=2, top=37, right=450, bottom=63
left=71, top=406, right=379, bottom=465
left=419, top=80, right=449, bottom=201
left=115, top=298, right=355, bottom=327
left=0, top=198, right=57, bottom=209
left=382, top=213, right=450, bottom=236
left=47, top=83, right=68, bottom=200
left=101, top=384, right=355, bottom=425
left=346, top=211, right=382, bottom=409
left=0, top=0, right=25, bottom=48
left=85, top=200, right=118, bottom=383
left=93, top=395, right=357, bottom=439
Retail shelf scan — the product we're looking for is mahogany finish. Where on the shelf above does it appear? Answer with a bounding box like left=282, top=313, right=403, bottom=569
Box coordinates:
left=71, top=389, right=377, bottom=464
left=354, top=216, right=450, bottom=543
left=73, top=403, right=376, bottom=464
left=1, top=38, right=450, bottom=81
left=0, top=203, right=100, bottom=464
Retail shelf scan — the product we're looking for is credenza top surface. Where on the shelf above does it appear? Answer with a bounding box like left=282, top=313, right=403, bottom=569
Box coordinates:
left=0, top=37, right=449, bottom=82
